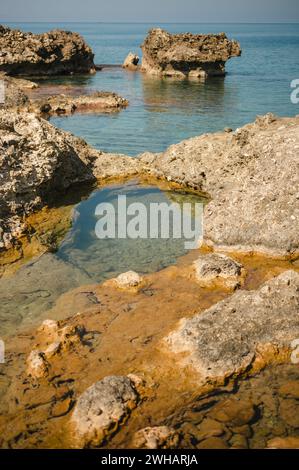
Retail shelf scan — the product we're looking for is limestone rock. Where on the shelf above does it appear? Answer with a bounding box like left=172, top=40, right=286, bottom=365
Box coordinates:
left=0, top=110, right=138, bottom=251
left=29, top=91, right=128, bottom=117
left=141, top=28, right=241, bottom=78
left=70, top=375, right=139, bottom=446
left=0, top=25, right=95, bottom=76
left=165, top=271, right=299, bottom=385
left=123, top=52, right=139, bottom=70
left=140, top=114, right=299, bottom=258
left=133, top=426, right=179, bottom=449
left=115, top=271, right=143, bottom=289
left=26, top=350, right=49, bottom=379
left=193, top=253, right=245, bottom=289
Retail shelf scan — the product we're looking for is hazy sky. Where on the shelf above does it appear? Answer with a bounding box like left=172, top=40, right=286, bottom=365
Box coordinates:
left=1, top=0, right=298, bottom=23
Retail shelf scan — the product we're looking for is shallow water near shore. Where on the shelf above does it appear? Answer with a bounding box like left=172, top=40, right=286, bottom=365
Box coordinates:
left=0, top=182, right=205, bottom=336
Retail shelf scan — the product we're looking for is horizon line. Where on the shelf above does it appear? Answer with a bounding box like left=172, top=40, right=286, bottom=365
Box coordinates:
left=2, top=21, right=299, bottom=25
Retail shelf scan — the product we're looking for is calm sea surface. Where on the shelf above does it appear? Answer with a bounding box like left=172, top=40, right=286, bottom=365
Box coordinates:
left=6, top=22, right=299, bottom=155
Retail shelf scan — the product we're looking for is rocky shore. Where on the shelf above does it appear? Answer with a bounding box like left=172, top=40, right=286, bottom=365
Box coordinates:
left=0, top=25, right=95, bottom=75
left=141, top=28, right=241, bottom=78
left=1, top=110, right=298, bottom=259
left=0, top=24, right=298, bottom=451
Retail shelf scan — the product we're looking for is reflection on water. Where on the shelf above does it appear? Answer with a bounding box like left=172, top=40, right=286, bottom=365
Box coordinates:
left=0, top=182, right=205, bottom=336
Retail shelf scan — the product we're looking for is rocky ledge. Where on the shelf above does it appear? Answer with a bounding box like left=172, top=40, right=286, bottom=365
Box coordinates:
left=0, top=73, right=129, bottom=117
left=165, top=270, right=299, bottom=387
left=0, top=110, right=138, bottom=251
left=0, top=25, right=95, bottom=76
left=141, top=28, right=241, bottom=78
left=140, top=114, right=299, bottom=258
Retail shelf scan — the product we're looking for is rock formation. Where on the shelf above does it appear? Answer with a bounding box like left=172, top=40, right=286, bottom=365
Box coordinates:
left=122, top=52, right=139, bottom=70
left=141, top=28, right=241, bottom=78
left=0, top=25, right=95, bottom=76
left=193, top=253, right=245, bottom=290
left=27, top=91, right=128, bottom=117
left=70, top=376, right=139, bottom=446
left=140, top=114, right=299, bottom=258
left=165, top=270, right=299, bottom=386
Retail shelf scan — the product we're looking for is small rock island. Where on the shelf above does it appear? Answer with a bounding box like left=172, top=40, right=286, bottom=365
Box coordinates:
left=0, top=25, right=95, bottom=75
left=141, top=28, right=241, bottom=78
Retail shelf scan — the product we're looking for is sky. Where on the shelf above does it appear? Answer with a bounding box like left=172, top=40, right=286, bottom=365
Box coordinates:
left=0, top=0, right=298, bottom=23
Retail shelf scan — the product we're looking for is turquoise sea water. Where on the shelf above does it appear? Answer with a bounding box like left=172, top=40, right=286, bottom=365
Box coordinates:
left=6, top=22, right=299, bottom=155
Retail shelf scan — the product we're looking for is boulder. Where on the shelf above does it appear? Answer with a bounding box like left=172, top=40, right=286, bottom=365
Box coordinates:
left=70, top=376, right=139, bottom=446
left=193, top=253, right=245, bottom=289
left=0, top=25, right=95, bottom=76
left=140, top=114, right=299, bottom=258
left=115, top=271, right=143, bottom=289
left=165, top=270, right=299, bottom=385
left=141, top=28, right=241, bottom=78
left=123, top=52, right=139, bottom=70
left=26, top=350, right=49, bottom=379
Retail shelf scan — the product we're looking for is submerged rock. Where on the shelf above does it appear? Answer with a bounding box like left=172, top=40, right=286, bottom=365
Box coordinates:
left=141, top=114, right=299, bottom=258
left=165, top=270, right=299, bottom=386
left=132, top=426, right=179, bottom=449
left=267, top=436, right=299, bottom=449
left=0, top=25, right=95, bottom=76
left=28, top=91, right=129, bottom=117
left=123, top=52, right=139, bottom=70
left=141, top=28, right=241, bottom=78
left=70, top=375, right=139, bottom=446
left=193, top=253, right=245, bottom=290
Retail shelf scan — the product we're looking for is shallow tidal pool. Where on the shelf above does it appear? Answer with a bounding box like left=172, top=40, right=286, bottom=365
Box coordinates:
left=0, top=181, right=205, bottom=336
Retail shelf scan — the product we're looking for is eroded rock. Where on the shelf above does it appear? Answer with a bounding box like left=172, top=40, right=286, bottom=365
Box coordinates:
left=28, top=91, right=128, bottom=117
left=0, top=25, right=95, bottom=75
left=115, top=271, right=143, bottom=290
left=193, top=253, right=245, bottom=289
left=165, top=271, right=299, bottom=385
left=70, top=375, right=139, bottom=446
left=0, top=110, right=138, bottom=251
left=141, top=28, right=241, bottom=78
left=26, top=350, right=49, bottom=379
left=141, top=114, right=299, bottom=258
left=123, top=52, right=139, bottom=70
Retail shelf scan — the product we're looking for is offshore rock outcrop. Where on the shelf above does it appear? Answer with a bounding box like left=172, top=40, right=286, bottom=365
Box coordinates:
left=0, top=111, right=138, bottom=251
left=165, top=270, right=299, bottom=386
left=140, top=114, right=299, bottom=258
left=27, top=91, right=129, bottom=117
left=0, top=25, right=95, bottom=76
left=141, top=28, right=241, bottom=78
left=0, top=74, right=128, bottom=116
